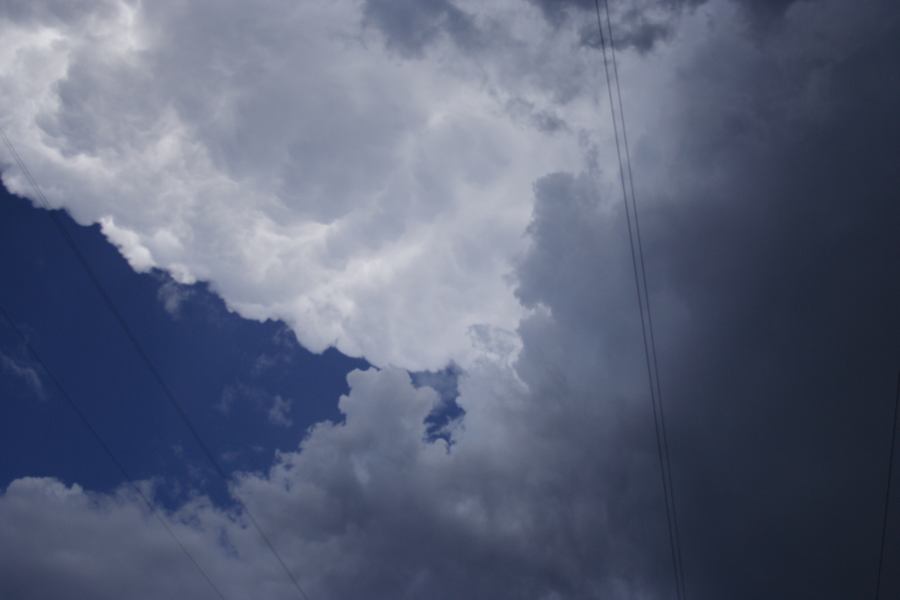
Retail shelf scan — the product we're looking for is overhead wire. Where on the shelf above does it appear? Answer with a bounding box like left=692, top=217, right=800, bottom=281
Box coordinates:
left=601, top=1, right=687, bottom=597
left=0, top=304, right=228, bottom=600
left=592, top=1, right=686, bottom=597
left=0, top=128, right=312, bottom=600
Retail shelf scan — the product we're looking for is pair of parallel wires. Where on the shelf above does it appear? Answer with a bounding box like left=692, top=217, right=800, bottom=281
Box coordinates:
left=0, top=128, right=311, bottom=600
left=593, top=4, right=900, bottom=600
left=592, top=1, right=686, bottom=598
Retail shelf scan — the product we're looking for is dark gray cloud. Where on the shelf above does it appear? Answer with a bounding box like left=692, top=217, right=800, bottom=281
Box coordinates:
left=653, top=5, right=900, bottom=595
left=361, top=0, right=481, bottom=57
left=534, top=0, right=813, bottom=52
left=528, top=0, right=805, bottom=21
left=361, top=0, right=701, bottom=56
left=517, top=0, right=900, bottom=596
left=361, top=0, right=703, bottom=55
left=534, top=0, right=705, bottom=52
left=735, top=0, right=806, bottom=22
left=506, top=98, right=570, bottom=134
left=0, top=0, right=119, bottom=26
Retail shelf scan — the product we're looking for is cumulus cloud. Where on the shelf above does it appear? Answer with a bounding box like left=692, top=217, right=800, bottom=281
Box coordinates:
left=0, top=0, right=605, bottom=370
left=0, top=476, right=296, bottom=599
left=1, top=0, right=899, bottom=598
left=0, top=358, right=666, bottom=599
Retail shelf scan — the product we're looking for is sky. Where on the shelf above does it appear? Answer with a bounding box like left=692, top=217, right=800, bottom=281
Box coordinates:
left=0, top=0, right=899, bottom=598
left=0, top=188, right=371, bottom=505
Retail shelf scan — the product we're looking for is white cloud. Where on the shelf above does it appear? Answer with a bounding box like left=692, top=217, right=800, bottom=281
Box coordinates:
left=0, top=476, right=289, bottom=599
left=0, top=0, right=613, bottom=370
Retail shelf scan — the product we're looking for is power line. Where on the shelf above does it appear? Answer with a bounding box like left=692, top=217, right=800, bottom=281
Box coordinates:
left=0, top=304, right=228, bottom=600
left=0, top=129, right=312, bottom=600
left=601, top=1, right=686, bottom=597
left=875, top=371, right=900, bottom=599
left=592, top=1, right=686, bottom=598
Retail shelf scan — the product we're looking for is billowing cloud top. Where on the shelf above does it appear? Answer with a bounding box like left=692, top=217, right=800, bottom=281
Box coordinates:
left=0, top=0, right=622, bottom=369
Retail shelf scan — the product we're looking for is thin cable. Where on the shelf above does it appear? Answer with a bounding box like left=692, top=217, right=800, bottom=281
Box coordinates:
left=0, top=304, right=227, bottom=600
left=875, top=371, right=900, bottom=599
left=0, top=129, right=312, bottom=600
left=602, top=1, right=686, bottom=597
left=592, top=2, right=684, bottom=598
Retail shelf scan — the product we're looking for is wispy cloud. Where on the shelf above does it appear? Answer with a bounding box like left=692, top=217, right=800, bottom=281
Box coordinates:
left=156, top=278, right=194, bottom=319
left=1, top=352, right=46, bottom=401
left=266, top=395, right=293, bottom=428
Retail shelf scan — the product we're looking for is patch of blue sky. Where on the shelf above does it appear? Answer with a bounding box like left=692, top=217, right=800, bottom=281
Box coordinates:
left=0, top=187, right=368, bottom=508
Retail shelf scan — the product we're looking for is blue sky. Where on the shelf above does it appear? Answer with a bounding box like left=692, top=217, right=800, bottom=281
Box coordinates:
left=0, top=186, right=368, bottom=505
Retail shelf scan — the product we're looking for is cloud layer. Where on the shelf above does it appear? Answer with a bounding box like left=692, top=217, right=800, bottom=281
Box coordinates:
left=1, top=0, right=899, bottom=598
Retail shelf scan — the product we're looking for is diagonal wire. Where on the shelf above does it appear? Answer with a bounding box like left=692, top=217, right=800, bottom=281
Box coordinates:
left=0, top=304, right=228, bottom=600
left=601, top=0, right=687, bottom=597
left=875, top=371, right=900, bottom=599
left=592, top=1, right=685, bottom=598
left=0, top=128, right=312, bottom=600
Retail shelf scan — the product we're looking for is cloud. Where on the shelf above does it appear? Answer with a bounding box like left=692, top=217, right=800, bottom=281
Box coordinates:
left=156, top=277, right=194, bottom=318
left=267, top=395, right=293, bottom=428
left=530, top=0, right=813, bottom=52
left=1, top=0, right=899, bottom=598
left=251, top=326, right=300, bottom=376
left=361, top=0, right=480, bottom=57
left=218, top=383, right=295, bottom=428
left=1, top=352, right=46, bottom=400
left=0, top=476, right=290, bottom=599
left=530, top=0, right=707, bottom=52
left=0, top=0, right=600, bottom=370
left=216, top=382, right=268, bottom=416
